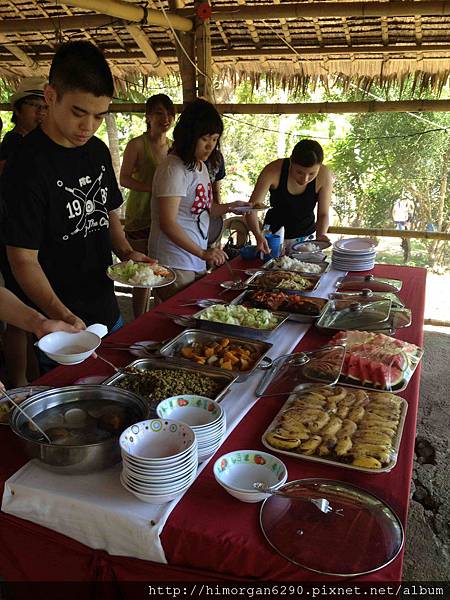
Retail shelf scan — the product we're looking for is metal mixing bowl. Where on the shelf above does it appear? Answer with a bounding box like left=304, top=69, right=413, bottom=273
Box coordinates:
left=9, top=385, right=149, bottom=474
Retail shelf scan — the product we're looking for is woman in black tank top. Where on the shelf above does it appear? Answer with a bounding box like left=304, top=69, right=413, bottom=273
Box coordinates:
left=245, top=139, right=333, bottom=254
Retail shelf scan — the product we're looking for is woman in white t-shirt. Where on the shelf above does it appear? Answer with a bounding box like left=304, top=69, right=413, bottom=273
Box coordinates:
left=149, top=99, right=248, bottom=300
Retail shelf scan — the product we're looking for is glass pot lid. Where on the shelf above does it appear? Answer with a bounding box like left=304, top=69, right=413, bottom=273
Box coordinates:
left=255, top=346, right=346, bottom=397
left=330, top=290, right=405, bottom=309
left=316, top=299, right=392, bottom=331
left=260, top=479, right=404, bottom=577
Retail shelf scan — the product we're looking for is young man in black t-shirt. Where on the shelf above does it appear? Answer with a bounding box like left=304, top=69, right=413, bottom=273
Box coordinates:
left=2, top=42, right=153, bottom=369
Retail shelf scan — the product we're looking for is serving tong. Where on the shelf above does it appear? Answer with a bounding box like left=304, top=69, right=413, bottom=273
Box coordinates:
left=253, top=482, right=342, bottom=515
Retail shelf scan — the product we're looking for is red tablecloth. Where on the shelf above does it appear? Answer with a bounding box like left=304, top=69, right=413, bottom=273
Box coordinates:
left=0, top=262, right=426, bottom=583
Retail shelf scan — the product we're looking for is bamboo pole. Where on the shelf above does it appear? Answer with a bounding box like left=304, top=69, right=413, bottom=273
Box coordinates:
left=328, top=226, right=450, bottom=241
left=0, top=14, right=117, bottom=33
left=3, top=99, right=450, bottom=114
left=195, top=1, right=213, bottom=100
left=59, top=0, right=193, bottom=32
left=424, top=318, right=450, bottom=327
left=168, top=0, right=196, bottom=103
left=180, top=1, right=450, bottom=21
left=40, top=99, right=450, bottom=115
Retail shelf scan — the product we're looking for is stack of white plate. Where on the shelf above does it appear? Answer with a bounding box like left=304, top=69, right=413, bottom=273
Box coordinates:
left=332, top=237, right=377, bottom=271
left=119, top=419, right=198, bottom=504
left=157, top=395, right=226, bottom=463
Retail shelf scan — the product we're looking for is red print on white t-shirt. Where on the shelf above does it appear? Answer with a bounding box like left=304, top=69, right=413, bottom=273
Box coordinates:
left=191, top=183, right=212, bottom=215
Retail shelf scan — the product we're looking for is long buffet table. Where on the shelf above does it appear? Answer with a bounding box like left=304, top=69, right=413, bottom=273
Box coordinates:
left=0, top=260, right=426, bottom=584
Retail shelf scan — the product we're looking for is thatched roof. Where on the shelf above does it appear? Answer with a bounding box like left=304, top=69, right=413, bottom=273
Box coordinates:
left=2, top=1, right=450, bottom=95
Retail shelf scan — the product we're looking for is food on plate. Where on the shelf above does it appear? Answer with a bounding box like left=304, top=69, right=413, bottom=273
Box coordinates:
left=296, top=242, right=320, bottom=253
left=179, top=338, right=260, bottom=371
left=115, top=367, right=221, bottom=408
left=251, top=271, right=315, bottom=291
left=198, top=304, right=281, bottom=330
left=108, top=260, right=171, bottom=286
left=329, top=330, right=423, bottom=391
left=263, top=386, right=405, bottom=470
left=243, top=290, right=325, bottom=315
left=273, top=256, right=323, bottom=273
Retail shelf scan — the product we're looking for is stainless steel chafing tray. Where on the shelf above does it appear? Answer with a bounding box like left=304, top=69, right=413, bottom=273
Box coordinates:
left=244, top=270, right=321, bottom=293
left=190, top=305, right=290, bottom=341
left=230, top=289, right=329, bottom=324
left=158, top=329, right=272, bottom=380
left=103, top=357, right=238, bottom=415
left=329, top=289, right=405, bottom=309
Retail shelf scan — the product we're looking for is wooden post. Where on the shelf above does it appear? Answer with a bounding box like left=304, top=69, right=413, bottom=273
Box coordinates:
left=168, top=0, right=196, bottom=104
left=195, top=2, right=213, bottom=101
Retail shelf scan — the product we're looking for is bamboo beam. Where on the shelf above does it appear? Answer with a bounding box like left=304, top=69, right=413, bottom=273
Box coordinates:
left=328, top=226, right=450, bottom=242
left=57, top=0, right=193, bottom=32
left=125, top=25, right=169, bottom=76
left=3, top=99, right=450, bottom=114
left=184, top=1, right=450, bottom=21
left=424, top=318, right=450, bottom=327
left=4, top=43, right=450, bottom=63
left=0, top=14, right=118, bottom=33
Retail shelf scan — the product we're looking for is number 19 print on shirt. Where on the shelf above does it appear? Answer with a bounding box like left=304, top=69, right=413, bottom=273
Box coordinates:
left=61, top=165, right=110, bottom=240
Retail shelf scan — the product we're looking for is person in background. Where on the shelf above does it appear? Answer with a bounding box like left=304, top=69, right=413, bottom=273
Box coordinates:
left=0, top=78, right=48, bottom=385
left=2, top=41, right=154, bottom=374
left=0, top=77, right=48, bottom=176
left=245, top=139, right=333, bottom=254
left=206, top=149, right=226, bottom=247
left=392, top=199, right=409, bottom=231
left=148, top=98, right=249, bottom=301
left=120, top=94, right=175, bottom=317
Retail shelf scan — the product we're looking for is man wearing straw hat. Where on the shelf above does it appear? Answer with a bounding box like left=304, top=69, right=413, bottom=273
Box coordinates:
left=0, top=77, right=48, bottom=176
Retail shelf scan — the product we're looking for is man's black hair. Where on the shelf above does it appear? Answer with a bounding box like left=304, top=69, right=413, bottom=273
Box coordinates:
left=291, top=139, right=324, bottom=167
left=49, top=41, right=114, bottom=98
left=11, top=95, right=44, bottom=124
left=172, top=99, right=223, bottom=170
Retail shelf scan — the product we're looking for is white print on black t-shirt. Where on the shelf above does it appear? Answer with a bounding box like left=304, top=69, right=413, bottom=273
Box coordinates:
left=60, top=166, right=110, bottom=240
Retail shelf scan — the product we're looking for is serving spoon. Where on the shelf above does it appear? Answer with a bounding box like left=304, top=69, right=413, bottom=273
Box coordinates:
left=1, top=388, right=52, bottom=444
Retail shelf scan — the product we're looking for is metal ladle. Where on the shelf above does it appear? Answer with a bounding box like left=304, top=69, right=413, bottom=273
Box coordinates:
left=1, top=388, right=52, bottom=444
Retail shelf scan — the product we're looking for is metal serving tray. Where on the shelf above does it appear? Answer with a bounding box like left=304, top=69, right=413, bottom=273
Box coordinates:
left=103, top=357, right=238, bottom=415
left=191, top=305, right=290, bottom=341
left=263, top=257, right=330, bottom=276
left=261, top=385, right=408, bottom=474
left=230, top=289, right=329, bottom=323
left=244, top=270, right=321, bottom=294
left=158, top=329, right=272, bottom=380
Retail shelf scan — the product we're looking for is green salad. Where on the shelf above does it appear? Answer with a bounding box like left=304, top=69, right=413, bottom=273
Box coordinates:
left=198, top=304, right=280, bottom=330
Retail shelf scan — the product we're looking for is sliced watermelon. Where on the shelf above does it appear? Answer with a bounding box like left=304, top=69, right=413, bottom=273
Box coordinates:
left=359, top=357, right=373, bottom=386
left=346, top=354, right=362, bottom=383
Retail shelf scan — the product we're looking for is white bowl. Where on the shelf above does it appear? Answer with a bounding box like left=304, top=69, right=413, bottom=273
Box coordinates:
left=156, top=395, right=223, bottom=427
left=120, top=471, right=196, bottom=504
left=213, top=450, right=288, bottom=503
left=119, top=419, right=196, bottom=461
left=37, top=323, right=107, bottom=365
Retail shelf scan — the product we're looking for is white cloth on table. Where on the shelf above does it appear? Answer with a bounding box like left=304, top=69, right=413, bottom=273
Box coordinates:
left=2, top=268, right=345, bottom=563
